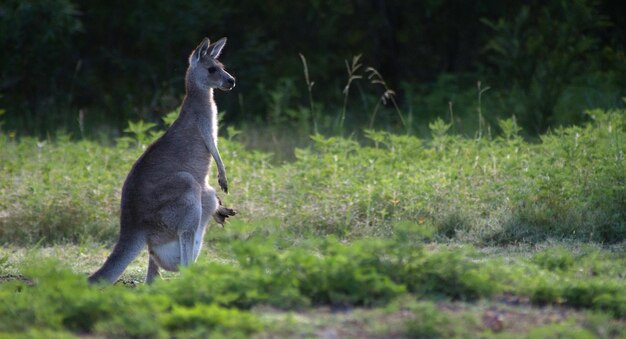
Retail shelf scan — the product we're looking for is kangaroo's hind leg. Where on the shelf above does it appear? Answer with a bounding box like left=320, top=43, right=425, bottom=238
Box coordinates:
left=156, top=172, right=204, bottom=268
left=194, top=185, right=219, bottom=260
left=146, top=256, right=161, bottom=284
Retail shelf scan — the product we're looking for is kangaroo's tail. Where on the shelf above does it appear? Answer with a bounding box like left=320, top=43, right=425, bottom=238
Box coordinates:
left=88, top=229, right=146, bottom=284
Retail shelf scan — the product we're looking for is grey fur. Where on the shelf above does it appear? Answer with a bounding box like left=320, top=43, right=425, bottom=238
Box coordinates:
left=89, top=37, right=236, bottom=284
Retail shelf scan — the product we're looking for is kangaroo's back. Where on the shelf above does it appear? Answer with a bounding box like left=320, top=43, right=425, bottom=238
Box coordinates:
left=89, top=37, right=236, bottom=284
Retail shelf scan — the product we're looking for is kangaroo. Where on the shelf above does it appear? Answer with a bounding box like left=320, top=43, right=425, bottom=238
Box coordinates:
left=89, top=37, right=236, bottom=284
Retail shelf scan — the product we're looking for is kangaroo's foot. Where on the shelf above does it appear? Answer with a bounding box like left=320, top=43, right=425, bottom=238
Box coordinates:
left=213, top=196, right=236, bottom=225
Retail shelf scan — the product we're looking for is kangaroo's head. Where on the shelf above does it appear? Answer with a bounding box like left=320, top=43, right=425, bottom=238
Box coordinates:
left=187, top=37, right=235, bottom=92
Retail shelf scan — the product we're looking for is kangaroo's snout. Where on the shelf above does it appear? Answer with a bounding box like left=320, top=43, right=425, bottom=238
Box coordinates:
left=220, top=76, right=235, bottom=91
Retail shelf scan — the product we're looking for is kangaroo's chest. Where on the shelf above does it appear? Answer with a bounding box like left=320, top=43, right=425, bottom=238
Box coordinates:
left=153, top=126, right=212, bottom=176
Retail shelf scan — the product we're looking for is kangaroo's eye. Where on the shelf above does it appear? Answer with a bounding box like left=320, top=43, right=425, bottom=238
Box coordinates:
left=208, top=66, right=217, bottom=74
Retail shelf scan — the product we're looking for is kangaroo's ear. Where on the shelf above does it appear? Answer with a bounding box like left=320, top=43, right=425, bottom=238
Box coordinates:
left=208, top=37, right=227, bottom=59
left=189, top=37, right=211, bottom=65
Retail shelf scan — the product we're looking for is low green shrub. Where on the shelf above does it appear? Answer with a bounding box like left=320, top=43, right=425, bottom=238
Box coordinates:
left=163, top=237, right=405, bottom=308
left=0, top=258, right=164, bottom=336
left=582, top=311, right=626, bottom=338
left=532, top=247, right=575, bottom=271
left=163, top=236, right=497, bottom=309
left=563, top=281, right=626, bottom=317
left=1, top=109, right=624, bottom=246
left=404, top=301, right=455, bottom=339
left=530, top=280, right=562, bottom=305
left=160, top=304, right=262, bottom=338
left=292, top=238, right=406, bottom=307
left=0, top=258, right=263, bottom=338
left=387, top=245, right=497, bottom=301
left=154, top=259, right=308, bottom=310
left=1, top=239, right=624, bottom=336
left=512, top=249, right=626, bottom=317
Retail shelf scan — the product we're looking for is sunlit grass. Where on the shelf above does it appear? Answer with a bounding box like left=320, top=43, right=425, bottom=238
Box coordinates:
left=0, top=108, right=624, bottom=337
left=0, top=235, right=624, bottom=337
left=1, top=109, right=624, bottom=245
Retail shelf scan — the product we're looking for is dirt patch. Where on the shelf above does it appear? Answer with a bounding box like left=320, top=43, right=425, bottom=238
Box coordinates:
left=0, top=274, right=33, bottom=285
left=255, top=296, right=625, bottom=338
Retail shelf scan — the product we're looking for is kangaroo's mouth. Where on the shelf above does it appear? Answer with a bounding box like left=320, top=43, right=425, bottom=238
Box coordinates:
left=219, top=79, right=235, bottom=91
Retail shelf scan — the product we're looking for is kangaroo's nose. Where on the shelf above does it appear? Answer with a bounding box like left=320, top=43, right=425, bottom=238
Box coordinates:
left=227, top=78, right=235, bottom=86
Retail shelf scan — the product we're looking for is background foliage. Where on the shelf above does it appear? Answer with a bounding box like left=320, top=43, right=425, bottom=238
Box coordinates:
left=1, top=0, right=624, bottom=138
left=1, top=108, right=623, bottom=246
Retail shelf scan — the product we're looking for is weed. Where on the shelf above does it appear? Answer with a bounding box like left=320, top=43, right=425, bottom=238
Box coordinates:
left=340, top=54, right=363, bottom=134
left=532, top=247, right=575, bottom=272
left=299, top=53, right=318, bottom=134
left=366, top=67, right=407, bottom=132
left=476, top=81, right=490, bottom=140
left=582, top=311, right=626, bottom=338
left=404, top=301, right=455, bottom=338
left=160, top=304, right=262, bottom=338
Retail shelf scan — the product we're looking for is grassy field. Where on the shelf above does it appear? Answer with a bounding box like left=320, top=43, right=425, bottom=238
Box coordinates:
left=0, top=109, right=624, bottom=337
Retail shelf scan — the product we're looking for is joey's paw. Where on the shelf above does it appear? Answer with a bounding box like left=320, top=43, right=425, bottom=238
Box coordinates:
left=213, top=206, right=237, bottom=225
left=218, top=175, right=228, bottom=193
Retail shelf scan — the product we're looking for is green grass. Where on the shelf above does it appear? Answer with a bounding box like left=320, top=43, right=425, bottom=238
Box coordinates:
left=0, top=108, right=624, bottom=337
left=1, top=109, right=624, bottom=245
left=0, top=236, right=624, bottom=337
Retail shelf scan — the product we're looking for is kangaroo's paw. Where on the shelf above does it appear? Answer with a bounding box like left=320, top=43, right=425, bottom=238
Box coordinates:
left=213, top=206, right=236, bottom=225
left=218, top=175, right=228, bottom=193
left=213, top=195, right=236, bottom=226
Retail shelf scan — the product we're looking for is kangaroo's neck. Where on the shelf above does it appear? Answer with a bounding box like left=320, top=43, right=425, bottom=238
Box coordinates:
left=178, top=82, right=219, bottom=144
left=182, top=84, right=216, bottom=116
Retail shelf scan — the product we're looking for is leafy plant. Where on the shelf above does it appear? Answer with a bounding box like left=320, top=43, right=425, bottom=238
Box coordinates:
left=532, top=247, right=575, bottom=272
left=404, top=301, right=455, bottom=339
left=482, top=0, right=611, bottom=132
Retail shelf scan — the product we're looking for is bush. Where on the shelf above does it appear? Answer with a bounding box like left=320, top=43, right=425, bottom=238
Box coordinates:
left=1, top=237, right=624, bottom=336
left=1, top=108, right=624, bottom=246
left=389, top=246, right=497, bottom=301
left=160, top=304, right=262, bottom=338
left=532, top=247, right=575, bottom=272
left=404, top=301, right=455, bottom=339
left=0, top=258, right=263, bottom=338
left=482, top=0, right=611, bottom=132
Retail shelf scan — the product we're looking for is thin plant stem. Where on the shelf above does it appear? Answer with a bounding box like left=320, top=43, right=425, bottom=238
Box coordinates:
left=477, top=81, right=491, bottom=140
left=341, top=55, right=363, bottom=135
left=448, top=101, right=454, bottom=133
left=366, top=67, right=408, bottom=133
left=369, top=100, right=382, bottom=129
left=298, top=53, right=317, bottom=134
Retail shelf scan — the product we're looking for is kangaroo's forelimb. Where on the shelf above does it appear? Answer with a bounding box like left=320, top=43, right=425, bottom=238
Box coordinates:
left=197, top=122, right=228, bottom=193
